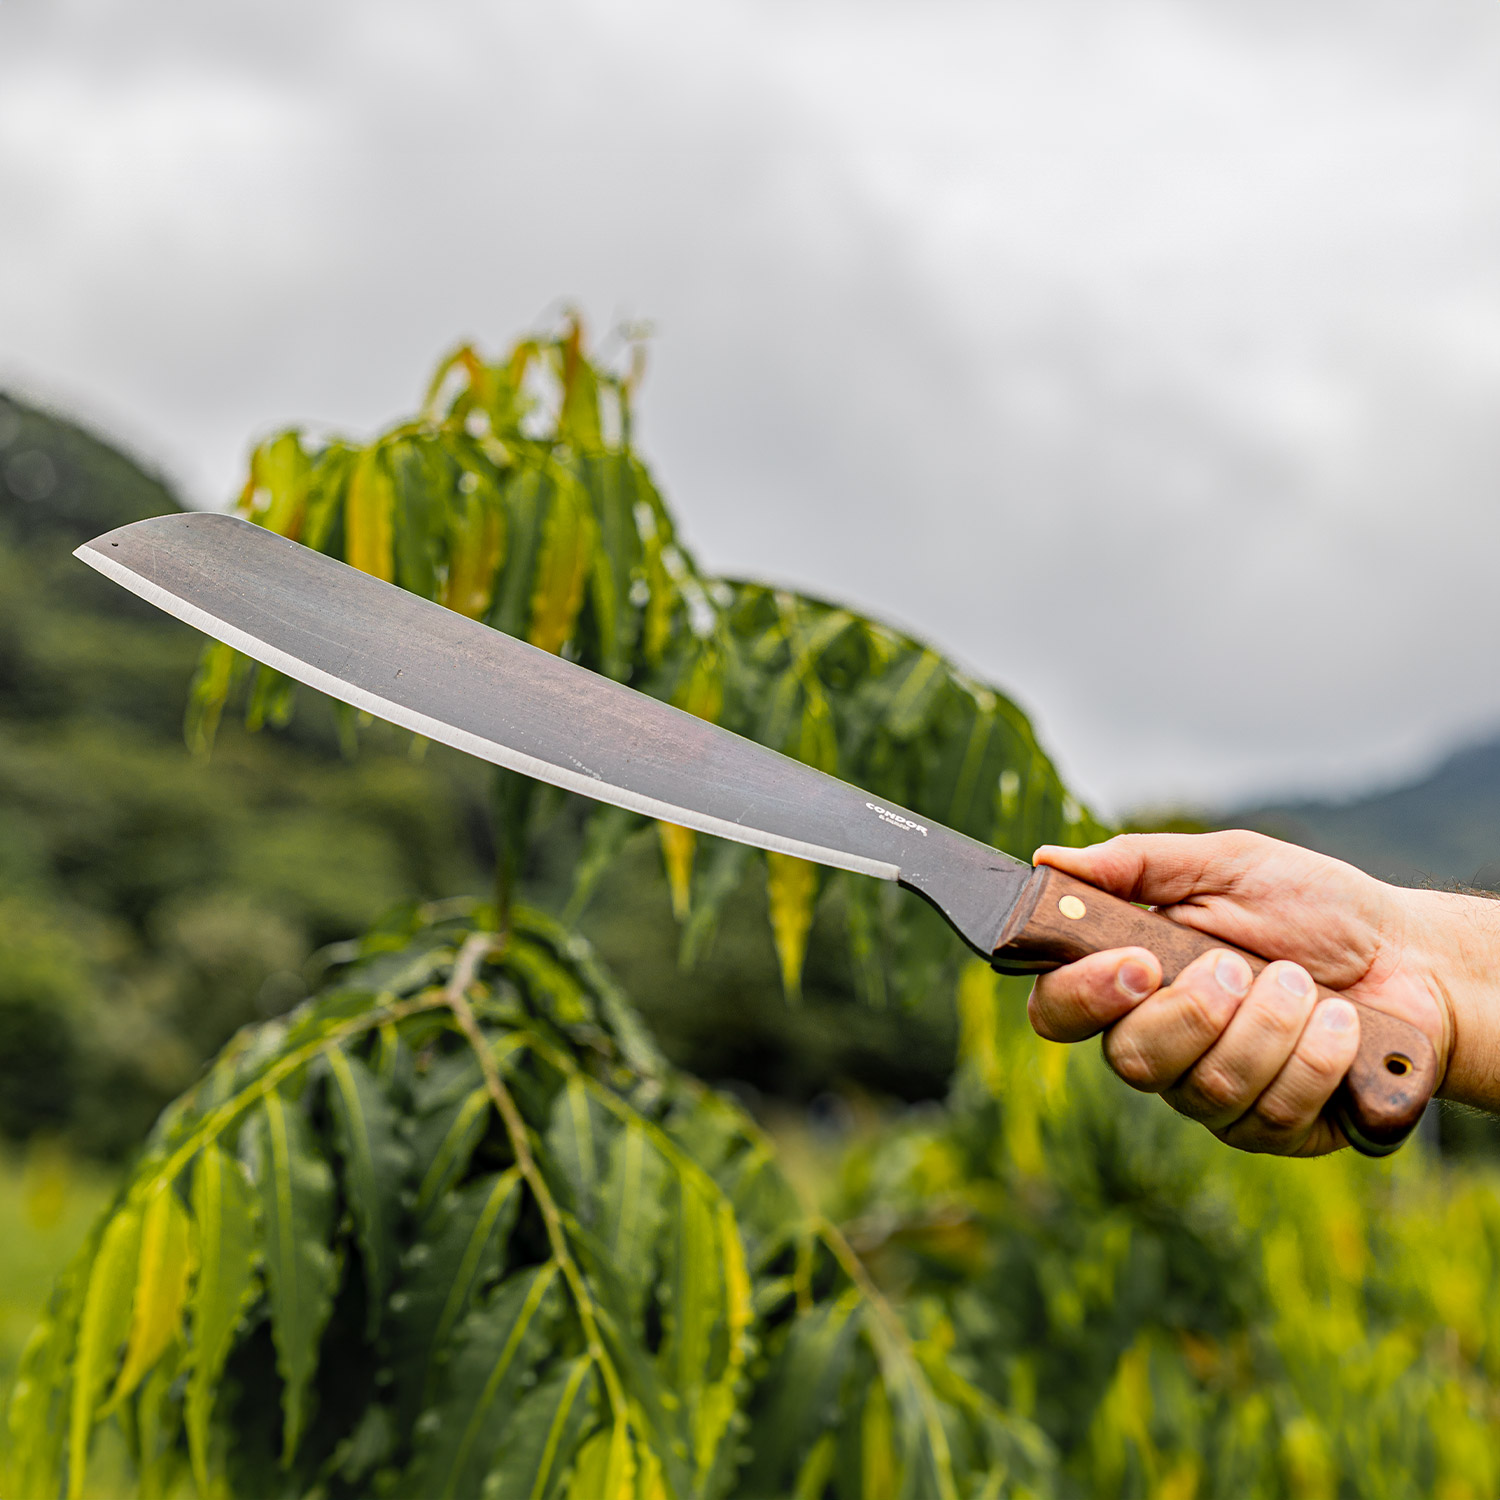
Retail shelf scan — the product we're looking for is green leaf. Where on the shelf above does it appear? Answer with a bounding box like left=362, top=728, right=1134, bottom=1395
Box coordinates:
left=545, top=1077, right=613, bottom=1225
left=565, top=805, right=646, bottom=921
left=679, top=838, right=754, bottom=970
left=388, top=1169, right=524, bottom=1430
left=326, top=1043, right=413, bottom=1334
left=133, top=1338, right=188, bottom=1500
left=583, top=453, right=642, bottom=680
left=861, top=1376, right=901, bottom=1500
left=243, top=1087, right=338, bottom=1464
left=739, top=1289, right=863, bottom=1495
left=404, top=1262, right=565, bottom=1500
left=479, top=1356, right=598, bottom=1500
left=186, top=1143, right=260, bottom=1496
left=414, top=1077, right=492, bottom=1220
left=67, top=1202, right=143, bottom=1500
left=881, top=649, right=947, bottom=741
left=598, top=1121, right=671, bottom=1329
left=662, top=1173, right=726, bottom=1437
left=389, top=436, right=448, bottom=599
left=565, top=1419, right=633, bottom=1500
left=106, top=1179, right=194, bottom=1412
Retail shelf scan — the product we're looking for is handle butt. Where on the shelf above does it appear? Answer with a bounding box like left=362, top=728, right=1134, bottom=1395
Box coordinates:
left=993, top=866, right=1436, bottom=1158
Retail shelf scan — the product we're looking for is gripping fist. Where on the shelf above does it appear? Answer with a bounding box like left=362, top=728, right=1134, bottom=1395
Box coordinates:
left=1027, top=831, right=1457, bottom=1156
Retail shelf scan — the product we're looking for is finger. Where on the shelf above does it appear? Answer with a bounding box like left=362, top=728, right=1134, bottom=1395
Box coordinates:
left=1029, top=949, right=1162, bottom=1044
left=1219, top=997, right=1361, bottom=1155
left=1102, top=948, right=1250, bottom=1093
left=1164, top=961, right=1319, bottom=1129
left=1033, top=830, right=1289, bottom=908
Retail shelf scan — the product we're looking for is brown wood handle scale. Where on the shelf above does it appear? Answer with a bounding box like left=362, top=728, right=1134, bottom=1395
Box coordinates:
left=991, top=865, right=1436, bottom=1158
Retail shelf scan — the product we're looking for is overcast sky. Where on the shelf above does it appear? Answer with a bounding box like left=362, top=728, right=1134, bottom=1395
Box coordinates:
left=3, top=0, right=1499, bottom=814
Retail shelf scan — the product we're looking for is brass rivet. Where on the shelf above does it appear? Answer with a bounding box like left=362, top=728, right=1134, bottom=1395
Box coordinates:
left=1058, top=895, right=1087, bottom=921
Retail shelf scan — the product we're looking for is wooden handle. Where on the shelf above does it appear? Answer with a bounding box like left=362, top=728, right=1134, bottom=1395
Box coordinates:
left=992, top=866, right=1436, bottom=1157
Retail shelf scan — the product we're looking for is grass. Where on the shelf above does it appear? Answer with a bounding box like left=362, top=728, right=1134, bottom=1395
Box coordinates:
left=0, top=1140, right=117, bottom=1423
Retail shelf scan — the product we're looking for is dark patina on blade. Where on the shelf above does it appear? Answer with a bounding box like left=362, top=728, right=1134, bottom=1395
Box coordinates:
left=76, top=513, right=1033, bottom=956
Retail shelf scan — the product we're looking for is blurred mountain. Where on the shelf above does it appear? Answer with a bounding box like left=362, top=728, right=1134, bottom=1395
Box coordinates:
left=1230, top=737, right=1500, bottom=890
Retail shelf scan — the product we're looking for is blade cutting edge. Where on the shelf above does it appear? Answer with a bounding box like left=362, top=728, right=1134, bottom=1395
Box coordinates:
left=75, top=513, right=1030, bottom=955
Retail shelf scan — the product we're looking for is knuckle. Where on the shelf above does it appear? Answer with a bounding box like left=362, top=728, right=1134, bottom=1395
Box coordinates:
left=1297, top=1041, right=1346, bottom=1087
left=1178, top=985, right=1230, bottom=1041
left=1243, top=992, right=1306, bottom=1044
left=1027, top=994, right=1062, bottom=1042
left=1187, top=1063, right=1245, bottom=1116
left=1253, top=1091, right=1305, bottom=1134
left=1104, top=1033, right=1158, bottom=1090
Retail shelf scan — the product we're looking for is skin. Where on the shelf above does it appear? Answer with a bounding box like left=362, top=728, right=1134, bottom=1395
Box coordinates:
left=1028, top=830, right=1500, bottom=1156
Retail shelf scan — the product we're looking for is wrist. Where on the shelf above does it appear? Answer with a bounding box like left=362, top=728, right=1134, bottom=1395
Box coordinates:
left=1404, top=887, right=1500, bottom=1109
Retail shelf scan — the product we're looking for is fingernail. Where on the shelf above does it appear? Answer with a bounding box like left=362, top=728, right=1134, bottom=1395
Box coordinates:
left=1214, top=953, right=1252, bottom=998
left=1117, top=960, right=1153, bottom=1001
left=1318, top=999, right=1356, bottom=1034
left=1276, top=964, right=1313, bottom=999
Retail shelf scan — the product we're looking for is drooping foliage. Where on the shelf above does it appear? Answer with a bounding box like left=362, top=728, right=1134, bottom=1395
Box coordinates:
left=8, top=323, right=1093, bottom=1498
left=7, top=903, right=1052, bottom=1500
left=187, top=320, right=1103, bottom=1001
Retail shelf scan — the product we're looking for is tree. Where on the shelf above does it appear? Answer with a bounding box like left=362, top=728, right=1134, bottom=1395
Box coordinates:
left=7, top=322, right=1084, bottom=1499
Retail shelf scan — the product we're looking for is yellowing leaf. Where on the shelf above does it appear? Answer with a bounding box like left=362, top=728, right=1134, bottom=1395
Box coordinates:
left=248, top=431, right=312, bottom=539
left=186, top=1144, right=259, bottom=1497
left=634, top=1442, right=669, bottom=1500
left=670, top=1178, right=721, bottom=1409
left=658, top=823, right=696, bottom=922
left=862, top=1378, right=899, bottom=1500
left=675, top=650, right=724, bottom=725
left=185, top=639, right=244, bottom=758
left=793, top=1433, right=837, bottom=1500
left=957, top=961, right=1004, bottom=1101
left=442, top=484, right=506, bottom=619
left=568, top=1418, right=634, bottom=1499
left=558, top=315, right=605, bottom=451
left=67, top=1204, right=143, bottom=1500
left=346, top=446, right=395, bottom=581
left=528, top=470, right=594, bottom=655
left=766, top=853, right=819, bottom=1001
left=106, top=1181, right=194, bottom=1413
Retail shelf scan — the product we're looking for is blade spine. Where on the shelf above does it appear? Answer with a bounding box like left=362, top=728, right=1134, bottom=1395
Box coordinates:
left=74, top=541, right=902, bottom=881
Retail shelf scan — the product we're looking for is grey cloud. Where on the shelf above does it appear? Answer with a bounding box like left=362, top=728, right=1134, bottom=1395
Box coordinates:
left=3, top=0, right=1499, bottom=812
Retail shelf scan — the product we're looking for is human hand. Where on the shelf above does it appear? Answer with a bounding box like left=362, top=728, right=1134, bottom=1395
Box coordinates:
left=1027, top=831, right=1465, bottom=1156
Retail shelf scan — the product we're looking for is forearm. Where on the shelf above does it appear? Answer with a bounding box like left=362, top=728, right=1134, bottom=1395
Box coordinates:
left=1407, top=887, right=1500, bottom=1110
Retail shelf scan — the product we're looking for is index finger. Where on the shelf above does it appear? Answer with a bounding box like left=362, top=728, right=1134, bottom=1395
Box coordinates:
left=1033, top=831, right=1283, bottom=907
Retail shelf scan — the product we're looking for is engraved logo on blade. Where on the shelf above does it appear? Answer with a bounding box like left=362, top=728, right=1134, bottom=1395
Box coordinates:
left=866, top=802, right=927, bottom=836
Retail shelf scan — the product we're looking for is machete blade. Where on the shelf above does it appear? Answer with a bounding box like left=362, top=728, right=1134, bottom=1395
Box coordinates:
left=75, top=513, right=1032, bottom=958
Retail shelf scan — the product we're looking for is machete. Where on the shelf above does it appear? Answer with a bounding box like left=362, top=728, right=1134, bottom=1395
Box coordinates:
left=77, top=512, right=1434, bottom=1155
